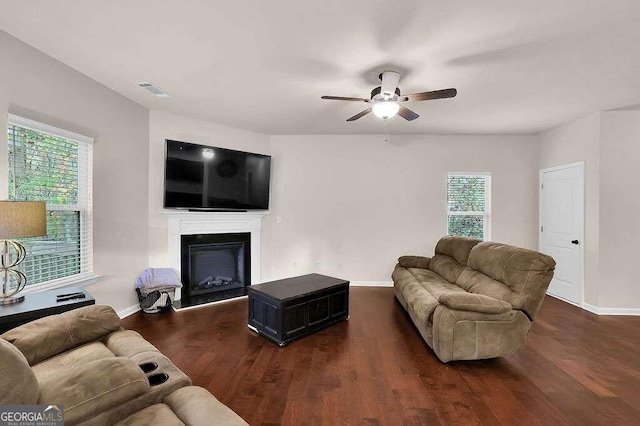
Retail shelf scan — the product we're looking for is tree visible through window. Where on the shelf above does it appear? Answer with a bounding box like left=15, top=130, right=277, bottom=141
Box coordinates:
left=447, top=174, right=491, bottom=240
left=7, top=116, right=93, bottom=286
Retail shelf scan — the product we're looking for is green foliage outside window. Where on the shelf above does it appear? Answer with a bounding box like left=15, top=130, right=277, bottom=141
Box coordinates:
left=447, top=175, right=489, bottom=240
left=7, top=125, right=82, bottom=284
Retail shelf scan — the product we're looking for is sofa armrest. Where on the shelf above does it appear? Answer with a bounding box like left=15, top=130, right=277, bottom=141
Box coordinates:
left=398, top=255, right=431, bottom=269
left=38, top=357, right=149, bottom=425
left=438, top=293, right=512, bottom=314
left=165, top=386, right=248, bottom=425
left=1, top=305, right=122, bottom=365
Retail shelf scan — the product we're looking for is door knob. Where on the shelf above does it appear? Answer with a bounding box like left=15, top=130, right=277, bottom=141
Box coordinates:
left=571, top=240, right=579, bottom=245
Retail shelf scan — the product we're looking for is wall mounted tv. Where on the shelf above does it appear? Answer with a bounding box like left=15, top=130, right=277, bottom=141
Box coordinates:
left=164, top=140, right=271, bottom=211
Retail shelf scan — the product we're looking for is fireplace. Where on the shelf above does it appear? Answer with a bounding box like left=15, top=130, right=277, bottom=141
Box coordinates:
left=180, top=233, right=251, bottom=305
left=165, top=211, right=266, bottom=310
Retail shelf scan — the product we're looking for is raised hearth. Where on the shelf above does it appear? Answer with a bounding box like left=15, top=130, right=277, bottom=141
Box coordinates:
left=165, top=211, right=266, bottom=310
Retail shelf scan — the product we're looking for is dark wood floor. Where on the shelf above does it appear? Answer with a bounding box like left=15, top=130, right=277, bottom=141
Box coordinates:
left=123, top=288, right=640, bottom=425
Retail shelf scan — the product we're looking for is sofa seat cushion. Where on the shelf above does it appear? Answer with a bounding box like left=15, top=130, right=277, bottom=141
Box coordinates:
left=32, top=341, right=115, bottom=383
left=420, top=280, right=467, bottom=300
left=438, top=293, right=512, bottom=314
left=392, top=265, right=449, bottom=297
left=113, top=404, right=185, bottom=426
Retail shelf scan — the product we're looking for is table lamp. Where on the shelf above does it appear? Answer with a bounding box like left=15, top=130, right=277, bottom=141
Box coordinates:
left=0, top=201, right=47, bottom=305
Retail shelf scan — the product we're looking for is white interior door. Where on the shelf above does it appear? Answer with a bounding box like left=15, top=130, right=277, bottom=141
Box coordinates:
left=539, top=162, right=584, bottom=305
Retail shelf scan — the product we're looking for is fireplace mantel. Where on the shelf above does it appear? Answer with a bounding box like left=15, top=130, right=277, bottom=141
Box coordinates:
left=164, top=211, right=267, bottom=301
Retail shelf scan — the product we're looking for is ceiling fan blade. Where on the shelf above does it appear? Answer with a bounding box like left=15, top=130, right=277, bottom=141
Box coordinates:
left=321, top=96, right=369, bottom=102
left=403, top=88, right=457, bottom=102
left=380, top=71, right=401, bottom=97
left=346, top=108, right=372, bottom=121
left=397, top=105, right=419, bottom=121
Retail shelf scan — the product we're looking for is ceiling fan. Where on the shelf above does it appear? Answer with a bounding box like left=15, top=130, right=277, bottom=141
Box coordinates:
left=321, top=71, right=457, bottom=122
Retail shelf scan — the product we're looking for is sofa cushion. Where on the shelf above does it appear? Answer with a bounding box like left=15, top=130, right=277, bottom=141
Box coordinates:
left=464, top=242, right=556, bottom=319
left=0, top=338, right=39, bottom=404
left=429, top=254, right=467, bottom=283
left=105, top=330, right=160, bottom=359
left=32, top=341, right=115, bottom=383
left=438, top=293, right=512, bottom=314
left=165, top=386, right=248, bottom=425
left=1, top=305, right=122, bottom=365
left=434, top=236, right=482, bottom=265
left=398, top=255, right=430, bottom=269
left=113, top=404, right=184, bottom=426
left=38, top=357, right=149, bottom=425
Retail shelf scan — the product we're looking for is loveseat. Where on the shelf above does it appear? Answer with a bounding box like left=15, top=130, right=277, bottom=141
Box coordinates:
left=392, top=236, right=555, bottom=362
left=0, top=305, right=247, bottom=425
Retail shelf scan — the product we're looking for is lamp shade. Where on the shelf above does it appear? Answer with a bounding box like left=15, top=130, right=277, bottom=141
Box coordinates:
left=0, top=201, right=47, bottom=239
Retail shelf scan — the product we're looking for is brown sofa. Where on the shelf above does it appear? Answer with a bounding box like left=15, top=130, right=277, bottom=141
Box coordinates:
left=0, top=305, right=246, bottom=425
left=392, top=236, right=555, bottom=363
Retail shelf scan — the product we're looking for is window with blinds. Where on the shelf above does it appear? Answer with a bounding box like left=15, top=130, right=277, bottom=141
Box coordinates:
left=7, top=115, right=93, bottom=287
left=447, top=173, right=491, bottom=240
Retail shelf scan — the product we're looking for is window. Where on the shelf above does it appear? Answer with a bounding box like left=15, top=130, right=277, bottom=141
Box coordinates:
left=447, top=173, right=491, bottom=240
left=6, top=115, right=93, bottom=288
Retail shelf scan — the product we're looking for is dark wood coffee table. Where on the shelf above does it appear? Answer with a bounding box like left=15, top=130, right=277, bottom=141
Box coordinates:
left=247, top=273, right=349, bottom=346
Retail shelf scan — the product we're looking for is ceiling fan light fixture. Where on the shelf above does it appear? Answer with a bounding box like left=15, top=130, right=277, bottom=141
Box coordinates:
left=372, top=101, right=400, bottom=119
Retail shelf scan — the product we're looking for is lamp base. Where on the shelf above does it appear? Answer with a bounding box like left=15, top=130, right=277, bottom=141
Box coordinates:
left=1, top=239, right=28, bottom=305
left=0, top=294, right=25, bottom=305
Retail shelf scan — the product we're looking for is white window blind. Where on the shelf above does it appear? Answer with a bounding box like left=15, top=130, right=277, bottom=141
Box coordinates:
left=447, top=173, right=491, bottom=240
left=7, top=115, right=93, bottom=288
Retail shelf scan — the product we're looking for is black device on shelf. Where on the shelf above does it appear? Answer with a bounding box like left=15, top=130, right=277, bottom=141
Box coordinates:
left=163, top=139, right=271, bottom=211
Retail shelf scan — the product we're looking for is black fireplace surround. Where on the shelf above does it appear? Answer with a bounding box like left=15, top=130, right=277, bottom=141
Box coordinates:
left=179, top=232, right=251, bottom=307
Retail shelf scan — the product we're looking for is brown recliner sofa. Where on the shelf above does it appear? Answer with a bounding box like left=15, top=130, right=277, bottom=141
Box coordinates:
left=0, top=305, right=246, bottom=425
left=392, top=236, right=555, bottom=363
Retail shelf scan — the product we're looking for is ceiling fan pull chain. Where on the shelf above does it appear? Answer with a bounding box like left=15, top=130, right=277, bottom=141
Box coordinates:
left=384, top=118, right=391, bottom=143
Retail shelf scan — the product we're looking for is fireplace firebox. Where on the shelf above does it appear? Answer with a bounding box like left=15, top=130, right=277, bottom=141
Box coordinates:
left=180, top=233, right=251, bottom=306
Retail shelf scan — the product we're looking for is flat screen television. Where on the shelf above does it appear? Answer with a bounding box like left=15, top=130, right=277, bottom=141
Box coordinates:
left=164, top=139, right=271, bottom=210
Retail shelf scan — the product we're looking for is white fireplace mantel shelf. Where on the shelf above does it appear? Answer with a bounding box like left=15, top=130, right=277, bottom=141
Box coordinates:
left=164, top=210, right=268, bottom=301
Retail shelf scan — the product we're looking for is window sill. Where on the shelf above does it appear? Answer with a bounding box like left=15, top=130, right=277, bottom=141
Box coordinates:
left=22, top=274, right=101, bottom=294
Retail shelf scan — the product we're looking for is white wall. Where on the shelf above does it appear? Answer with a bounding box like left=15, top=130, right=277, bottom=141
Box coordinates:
left=598, top=110, right=640, bottom=310
left=147, top=110, right=271, bottom=271
left=538, top=110, right=640, bottom=312
left=267, top=134, right=539, bottom=283
left=0, top=31, right=149, bottom=313
left=538, top=113, right=601, bottom=306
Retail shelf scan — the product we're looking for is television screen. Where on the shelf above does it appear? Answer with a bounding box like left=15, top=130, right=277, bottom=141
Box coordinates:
left=164, top=140, right=271, bottom=210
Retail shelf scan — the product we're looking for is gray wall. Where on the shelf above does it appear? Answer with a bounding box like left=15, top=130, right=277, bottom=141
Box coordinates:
left=0, top=31, right=149, bottom=313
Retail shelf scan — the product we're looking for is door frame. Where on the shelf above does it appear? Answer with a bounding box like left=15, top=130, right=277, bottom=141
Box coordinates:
left=538, top=161, right=585, bottom=307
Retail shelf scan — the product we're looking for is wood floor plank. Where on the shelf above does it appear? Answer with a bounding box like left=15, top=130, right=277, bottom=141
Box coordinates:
left=123, top=288, right=640, bottom=425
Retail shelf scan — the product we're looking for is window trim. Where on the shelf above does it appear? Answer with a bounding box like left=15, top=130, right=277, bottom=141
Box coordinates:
left=446, top=172, right=492, bottom=241
left=6, top=114, right=98, bottom=291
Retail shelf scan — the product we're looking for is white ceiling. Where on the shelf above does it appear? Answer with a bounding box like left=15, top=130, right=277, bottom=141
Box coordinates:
left=1, top=0, right=639, bottom=135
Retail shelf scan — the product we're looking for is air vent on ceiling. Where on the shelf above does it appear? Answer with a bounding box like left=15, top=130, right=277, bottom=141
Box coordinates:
left=137, top=82, right=170, bottom=98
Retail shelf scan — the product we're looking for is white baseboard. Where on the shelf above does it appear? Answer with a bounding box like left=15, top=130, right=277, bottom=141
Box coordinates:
left=582, top=302, right=640, bottom=316
left=547, top=293, right=582, bottom=308
left=548, top=294, right=640, bottom=316
left=350, top=281, right=393, bottom=287
left=117, top=304, right=141, bottom=319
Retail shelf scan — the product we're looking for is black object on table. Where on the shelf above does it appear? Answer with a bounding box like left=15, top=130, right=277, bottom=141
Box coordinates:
left=247, top=273, right=349, bottom=346
left=0, top=286, right=95, bottom=333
